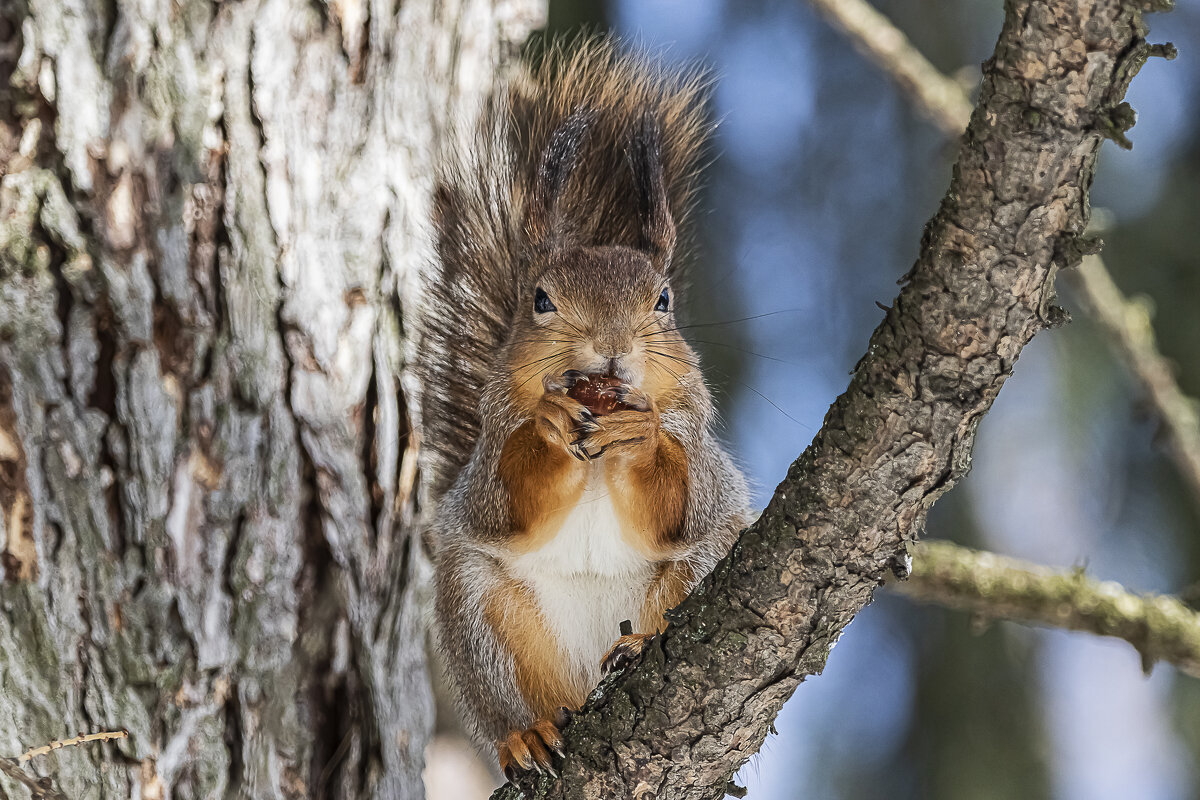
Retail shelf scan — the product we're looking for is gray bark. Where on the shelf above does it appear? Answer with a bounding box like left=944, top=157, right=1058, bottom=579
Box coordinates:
left=0, top=1, right=541, bottom=798
left=492, top=0, right=1175, bottom=798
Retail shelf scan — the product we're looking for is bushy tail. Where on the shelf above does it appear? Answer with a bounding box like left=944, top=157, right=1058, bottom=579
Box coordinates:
left=418, top=37, right=713, bottom=498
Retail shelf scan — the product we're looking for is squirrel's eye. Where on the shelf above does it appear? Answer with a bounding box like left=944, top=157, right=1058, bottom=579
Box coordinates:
left=534, top=287, right=557, bottom=314
left=655, top=287, right=670, bottom=312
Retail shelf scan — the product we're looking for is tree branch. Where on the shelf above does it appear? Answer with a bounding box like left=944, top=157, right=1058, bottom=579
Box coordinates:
left=897, top=540, right=1200, bottom=677
left=809, top=0, right=1199, bottom=508
left=493, top=0, right=1172, bottom=798
left=1069, top=255, right=1200, bottom=503
left=806, top=0, right=973, bottom=135
left=810, top=0, right=1200, bottom=664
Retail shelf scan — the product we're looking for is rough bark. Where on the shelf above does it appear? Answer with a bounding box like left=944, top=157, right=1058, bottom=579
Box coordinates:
left=809, top=0, right=1198, bottom=513
left=494, top=0, right=1174, bottom=798
left=0, top=1, right=541, bottom=798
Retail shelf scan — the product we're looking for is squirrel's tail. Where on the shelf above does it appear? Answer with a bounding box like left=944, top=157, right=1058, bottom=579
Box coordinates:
left=419, top=37, right=713, bottom=498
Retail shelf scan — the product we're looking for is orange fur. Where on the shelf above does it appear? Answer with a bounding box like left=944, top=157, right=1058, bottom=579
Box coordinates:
left=483, top=577, right=586, bottom=719
left=509, top=339, right=568, bottom=412
left=608, top=427, right=689, bottom=558
left=498, top=420, right=586, bottom=551
left=640, top=326, right=695, bottom=405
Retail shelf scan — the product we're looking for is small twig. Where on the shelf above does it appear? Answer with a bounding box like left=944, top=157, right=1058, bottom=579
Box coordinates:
left=897, top=541, right=1200, bottom=678
left=1069, top=256, right=1200, bottom=504
left=0, top=756, right=68, bottom=800
left=806, top=0, right=972, bottom=137
left=806, top=0, right=1200, bottom=509
left=0, top=730, right=127, bottom=800
left=17, top=730, right=128, bottom=764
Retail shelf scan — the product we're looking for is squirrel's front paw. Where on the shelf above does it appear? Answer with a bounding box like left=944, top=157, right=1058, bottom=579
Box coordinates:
left=497, top=718, right=565, bottom=780
left=536, top=372, right=595, bottom=460
left=601, top=632, right=653, bottom=675
left=572, top=403, right=658, bottom=459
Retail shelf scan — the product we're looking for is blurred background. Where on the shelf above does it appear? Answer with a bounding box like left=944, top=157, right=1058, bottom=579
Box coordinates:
left=425, top=1, right=1200, bottom=798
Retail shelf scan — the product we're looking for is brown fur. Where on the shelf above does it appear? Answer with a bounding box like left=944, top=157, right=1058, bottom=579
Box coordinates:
left=497, top=420, right=585, bottom=550
left=639, top=560, right=696, bottom=633
left=483, top=578, right=585, bottom=718
left=608, top=425, right=690, bottom=557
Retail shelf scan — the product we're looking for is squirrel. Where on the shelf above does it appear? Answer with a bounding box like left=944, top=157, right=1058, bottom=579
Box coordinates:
left=419, top=38, right=752, bottom=779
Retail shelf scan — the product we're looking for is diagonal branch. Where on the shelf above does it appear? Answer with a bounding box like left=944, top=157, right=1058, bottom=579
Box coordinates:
left=897, top=540, right=1200, bottom=677
left=812, top=0, right=1200, bottom=663
left=494, top=0, right=1173, bottom=797
left=810, top=0, right=1199, bottom=507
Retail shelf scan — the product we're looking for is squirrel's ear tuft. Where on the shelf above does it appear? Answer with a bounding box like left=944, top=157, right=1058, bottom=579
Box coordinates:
left=629, top=113, right=677, bottom=275
left=526, top=108, right=595, bottom=255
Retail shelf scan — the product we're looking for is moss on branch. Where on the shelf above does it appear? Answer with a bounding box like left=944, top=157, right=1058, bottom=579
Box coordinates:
left=900, top=540, right=1200, bottom=677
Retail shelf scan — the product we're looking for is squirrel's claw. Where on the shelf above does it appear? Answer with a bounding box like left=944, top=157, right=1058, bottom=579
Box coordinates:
left=569, top=416, right=603, bottom=460
left=570, top=408, right=654, bottom=459
left=569, top=440, right=608, bottom=461
left=611, top=384, right=652, bottom=412
left=601, top=632, right=653, bottom=675
left=553, top=706, right=574, bottom=733
left=571, top=416, right=600, bottom=438
left=497, top=719, right=564, bottom=782
left=544, top=370, right=587, bottom=394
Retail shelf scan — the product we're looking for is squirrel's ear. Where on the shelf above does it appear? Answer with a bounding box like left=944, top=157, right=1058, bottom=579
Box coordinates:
left=629, top=113, right=677, bottom=275
left=526, top=108, right=595, bottom=254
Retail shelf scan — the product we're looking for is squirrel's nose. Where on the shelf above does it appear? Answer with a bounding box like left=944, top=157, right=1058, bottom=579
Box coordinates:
left=594, top=337, right=633, bottom=361
left=595, top=348, right=632, bottom=374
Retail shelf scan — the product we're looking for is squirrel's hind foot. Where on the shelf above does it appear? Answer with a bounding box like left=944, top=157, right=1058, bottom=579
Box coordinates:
left=497, top=718, right=565, bottom=780
left=601, top=632, right=653, bottom=675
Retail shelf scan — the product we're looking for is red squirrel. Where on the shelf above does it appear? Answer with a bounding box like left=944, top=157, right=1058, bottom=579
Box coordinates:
left=420, top=39, right=751, bottom=778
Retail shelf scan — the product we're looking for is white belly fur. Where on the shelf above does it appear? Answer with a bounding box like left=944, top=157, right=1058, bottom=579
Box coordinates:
left=504, top=461, right=654, bottom=690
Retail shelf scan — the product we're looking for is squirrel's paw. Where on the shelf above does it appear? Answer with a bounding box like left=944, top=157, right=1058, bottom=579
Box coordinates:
left=497, top=718, right=565, bottom=780
left=572, top=408, right=657, bottom=459
left=608, top=383, right=652, bottom=412
left=535, top=377, right=595, bottom=460
left=542, top=369, right=588, bottom=395
left=601, top=632, right=653, bottom=675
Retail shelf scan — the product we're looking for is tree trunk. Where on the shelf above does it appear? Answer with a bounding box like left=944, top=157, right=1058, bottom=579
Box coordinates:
left=0, top=1, right=541, bottom=798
